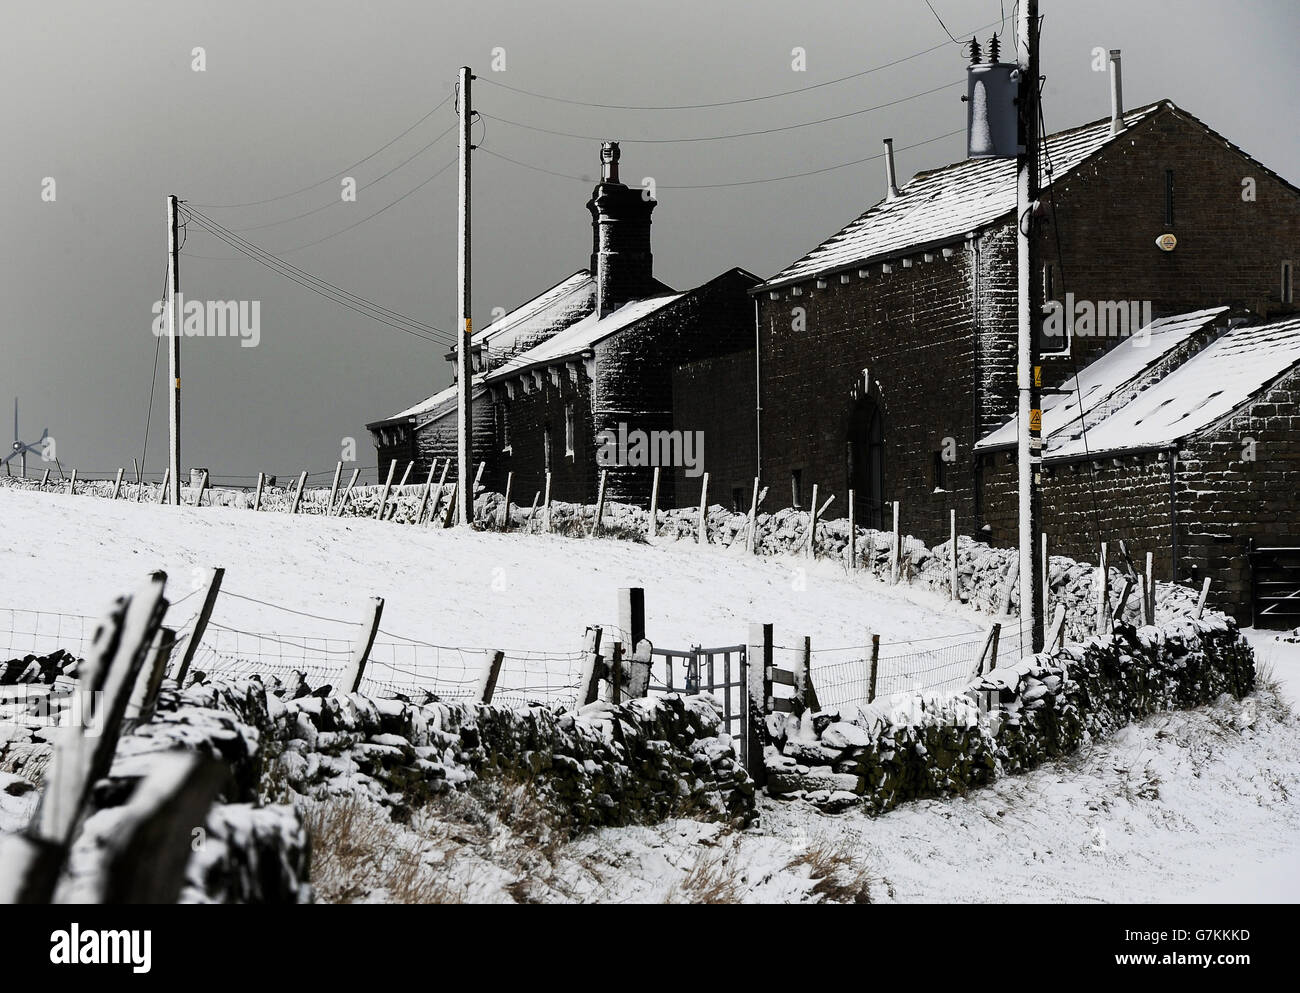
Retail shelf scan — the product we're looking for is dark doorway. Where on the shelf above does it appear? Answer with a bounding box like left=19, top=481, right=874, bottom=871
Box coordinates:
left=847, top=400, right=884, bottom=529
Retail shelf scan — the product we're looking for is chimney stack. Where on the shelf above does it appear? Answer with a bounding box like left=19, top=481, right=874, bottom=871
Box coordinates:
left=587, top=141, right=656, bottom=318
left=883, top=138, right=900, bottom=200
left=1109, top=49, right=1123, bottom=135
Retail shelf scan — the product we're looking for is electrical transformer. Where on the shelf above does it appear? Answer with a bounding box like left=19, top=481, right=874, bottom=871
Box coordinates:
left=966, top=61, right=1021, bottom=159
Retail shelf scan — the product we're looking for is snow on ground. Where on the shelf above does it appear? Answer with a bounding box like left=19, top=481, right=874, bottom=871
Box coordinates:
left=1243, top=627, right=1300, bottom=708
left=0, top=485, right=987, bottom=658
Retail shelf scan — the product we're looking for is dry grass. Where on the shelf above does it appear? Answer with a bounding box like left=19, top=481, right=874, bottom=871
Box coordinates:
left=663, top=842, right=745, bottom=904
left=785, top=836, right=878, bottom=904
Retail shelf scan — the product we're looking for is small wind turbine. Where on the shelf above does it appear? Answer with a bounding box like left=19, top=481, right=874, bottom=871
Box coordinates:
left=3, top=398, right=48, bottom=479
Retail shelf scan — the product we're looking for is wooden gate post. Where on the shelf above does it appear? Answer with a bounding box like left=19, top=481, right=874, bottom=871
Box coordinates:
left=172, top=567, right=225, bottom=687
left=868, top=634, right=880, bottom=703
left=575, top=626, right=605, bottom=709
left=745, top=622, right=773, bottom=784
left=648, top=466, right=661, bottom=538
left=339, top=597, right=384, bottom=696
left=618, top=587, right=646, bottom=650
left=794, top=636, right=820, bottom=711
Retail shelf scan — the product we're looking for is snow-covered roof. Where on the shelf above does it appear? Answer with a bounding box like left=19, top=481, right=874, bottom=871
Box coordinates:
left=474, top=269, right=595, bottom=361
left=1049, top=313, right=1300, bottom=458
left=485, top=292, right=685, bottom=380
left=976, top=307, right=1230, bottom=452
left=373, top=381, right=489, bottom=427
left=761, top=102, right=1167, bottom=290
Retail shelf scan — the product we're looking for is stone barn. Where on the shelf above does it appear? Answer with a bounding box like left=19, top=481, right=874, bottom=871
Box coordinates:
left=751, top=97, right=1300, bottom=547
left=366, top=142, right=757, bottom=506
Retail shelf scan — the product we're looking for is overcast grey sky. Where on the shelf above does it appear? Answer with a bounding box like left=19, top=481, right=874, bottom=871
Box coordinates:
left=3, top=0, right=1297, bottom=483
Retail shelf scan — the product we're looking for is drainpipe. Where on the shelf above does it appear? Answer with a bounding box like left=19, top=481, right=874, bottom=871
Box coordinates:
left=1168, top=447, right=1178, bottom=583
left=754, top=296, right=762, bottom=480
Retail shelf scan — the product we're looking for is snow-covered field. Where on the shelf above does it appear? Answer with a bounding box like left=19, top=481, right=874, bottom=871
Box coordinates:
left=3, top=485, right=1299, bottom=903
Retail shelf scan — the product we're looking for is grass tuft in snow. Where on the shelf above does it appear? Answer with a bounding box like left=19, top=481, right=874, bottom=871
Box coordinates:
left=785, top=835, right=881, bottom=904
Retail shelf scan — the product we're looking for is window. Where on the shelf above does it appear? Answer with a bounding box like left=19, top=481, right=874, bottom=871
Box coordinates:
left=1283, top=261, right=1294, bottom=304
left=564, top=402, right=575, bottom=457
left=790, top=468, right=803, bottom=509
left=1164, top=170, right=1175, bottom=227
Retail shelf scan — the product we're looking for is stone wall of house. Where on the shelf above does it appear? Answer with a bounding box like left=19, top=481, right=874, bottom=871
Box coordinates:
left=762, top=613, right=1254, bottom=813
left=484, top=371, right=598, bottom=505
left=670, top=349, right=756, bottom=512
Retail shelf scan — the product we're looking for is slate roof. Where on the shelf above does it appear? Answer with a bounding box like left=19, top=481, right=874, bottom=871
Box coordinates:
left=759, top=101, right=1168, bottom=291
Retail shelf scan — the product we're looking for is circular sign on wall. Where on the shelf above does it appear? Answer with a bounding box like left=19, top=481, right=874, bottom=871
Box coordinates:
left=1156, top=233, right=1178, bottom=252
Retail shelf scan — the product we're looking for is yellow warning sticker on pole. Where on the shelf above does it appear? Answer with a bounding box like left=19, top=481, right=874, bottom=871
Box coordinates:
left=465, top=319, right=472, bottom=335
left=1029, top=409, right=1042, bottom=432
left=1033, top=366, right=1042, bottom=387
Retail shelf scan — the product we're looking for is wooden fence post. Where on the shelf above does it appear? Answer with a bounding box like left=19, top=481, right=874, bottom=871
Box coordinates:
left=501, top=470, right=513, bottom=529
left=374, top=460, right=396, bottom=520
left=339, top=597, right=383, bottom=696
left=794, top=635, right=820, bottom=711
left=111, top=468, right=124, bottom=500
left=415, top=461, right=437, bottom=524
left=172, top=567, right=225, bottom=688
left=592, top=469, right=608, bottom=536
left=397, top=460, right=414, bottom=490
left=252, top=471, right=265, bottom=511
left=426, top=461, right=450, bottom=524
left=39, top=468, right=50, bottom=490
left=890, top=500, right=901, bottom=584
left=66, top=469, right=77, bottom=496
left=847, top=490, right=856, bottom=570
left=951, top=509, right=959, bottom=600
left=1044, top=604, right=1067, bottom=655
left=998, top=557, right=1020, bottom=618
left=1097, top=541, right=1110, bottom=635
left=194, top=469, right=209, bottom=507
left=132, top=457, right=141, bottom=485
left=157, top=467, right=170, bottom=504
left=745, top=622, right=773, bottom=784
left=526, top=490, right=541, bottom=530
left=328, top=461, right=343, bottom=512
left=287, top=470, right=306, bottom=514
left=805, top=483, right=820, bottom=558
left=543, top=472, right=553, bottom=532
left=442, top=482, right=458, bottom=527
left=868, top=634, right=880, bottom=703
left=696, top=472, right=710, bottom=544
left=1196, top=576, right=1211, bottom=619
left=1041, top=532, right=1050, bottom=616
left=126, top=625, right=176, bottom=725
left=1145, top=551, right=1155, bottom=624
left=648, top=466, right=661, bottom=538
left=477, top=649, right=505, bottom=704
left=608, top=642, right=623, bottom=704
left=619, top=587, right=646, bottom=650
left=473, top=461, right=485, bottom=494
left=745, top=477, right=760, bottom=554
left=625, top=638, right=654, bottom=699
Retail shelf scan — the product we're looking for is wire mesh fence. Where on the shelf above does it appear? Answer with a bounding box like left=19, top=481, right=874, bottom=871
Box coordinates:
left=0, top=608, right=100, bottom=663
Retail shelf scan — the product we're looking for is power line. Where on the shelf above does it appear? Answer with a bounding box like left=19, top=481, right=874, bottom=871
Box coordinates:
left=191, top=93, right=454, bottom=209
left=227, top=122, right=457, bottom=233
left=182, top=206, right=454, bottom=345
left=476, top=18, right=1002, bottom=111
left=924, top=0, right=962, bottom=44
left=183, top=155, right=457, bottom=259
left=479, top=80, right=962, bottom=144
left=478, top=129, right=964, bottom=190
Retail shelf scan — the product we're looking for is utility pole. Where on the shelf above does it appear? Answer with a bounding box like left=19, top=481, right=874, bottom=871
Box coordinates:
left=166, top=193, right=181, bottom=507
left=1016, top=0, right=1045, bottom=652
left=456, top=66, right=474, bottom=525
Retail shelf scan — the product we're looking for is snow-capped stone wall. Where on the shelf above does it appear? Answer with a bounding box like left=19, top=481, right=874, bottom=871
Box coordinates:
left=761, top=613, right=1255, bottom=814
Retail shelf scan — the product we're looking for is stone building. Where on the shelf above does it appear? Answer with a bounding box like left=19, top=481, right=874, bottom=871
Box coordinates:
left=366, top=142, right=757, bottom=507
left=740, top=97, right=1298, bottom=549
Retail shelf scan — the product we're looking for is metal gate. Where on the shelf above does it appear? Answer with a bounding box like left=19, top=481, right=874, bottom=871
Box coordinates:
left=649, top=644, right=747, bottom=766
left=1250, top=543, right=1300, bottom=628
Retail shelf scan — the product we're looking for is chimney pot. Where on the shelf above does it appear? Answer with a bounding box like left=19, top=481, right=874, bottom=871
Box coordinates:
left=588, top=142, right=655, bottom=318
left=1108, top=49, right=1123, bottom=135
left=883, top=138, right=900, bottom=200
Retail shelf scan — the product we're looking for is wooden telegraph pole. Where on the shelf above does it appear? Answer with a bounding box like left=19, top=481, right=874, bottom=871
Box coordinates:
left=1016, top=1, right=1045, bottom=651
left=166, top=194, right=182, bottom=507
left=456, top=67, right=474, bottom=525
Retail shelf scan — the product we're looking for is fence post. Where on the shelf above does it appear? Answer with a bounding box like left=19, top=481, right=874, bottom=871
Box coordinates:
left=998, top=557, right=1020, bottom=617
left=426, top=461, right=450, bottom=524
left=847, top=490, right=856, bottom=570
left=805, top=483, right=820, bottom=558
left=575, top=625, right=604, bottom=709
left=794, top=635, right=820, bottom=711
left=171, top=566, right=224, bottom=688
left=868, top=634, right=880, bottom=703
left=193, top=469, right=209, bottom=507
left=1041, top=532, right=1050, bottom=616
left=501, top=470, right=513, bottom=529
left=477, top=649, right=505, bottom=704
left=1096, top=541, right=1110, bottom=635
left=327, top=461, right=343, bottom=511
left=473, top=461, right=485, bottom=494
left=287, top=470, right=307, bottom=514
left=697, top=471, right=710, bottom=544
left=339, top=596, right=383, bottom=696
left=111, top=468, right=124, bottom=500
left=543, top=472, right=553, bottom=532
left=526, top=490, right=541, bottom=530
left=1044, top=604, right=1067, bottom=655
left=591, top=469, right=608, bottom=536
left=415, top=461, right=436, bottom=524
left=397, top=460, right=413, bottom=490
left=441, top=482, right=458, bottom=527
left=156, top=467, right=170, bottom=504
left=745, top=477, right=760, bottom=554
left=626, top=638, right=654, bottom=698
left=1196, top=576, right=1211, bottom=619
left=951, top=509, right=959, bottom=600
left=890, top=500, right=901, bottom=584
left=126, top=625, right=176, bottom=725
left=374, top=460, right=396, bottom=520
left=648, top=466, right=660, bottom=538
left=251, top=471, right=264, bottom=512
left=66, top=469, right=77, bottom=496
left=40, top=468, right=50, bottom=490
left=618, top=587, right=646, bottom=650
left=745, top=622, right=773, bottom=785
left=608, top=642, right=623, bottom=704
left=1145, top=551, right=1155, bottom=624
